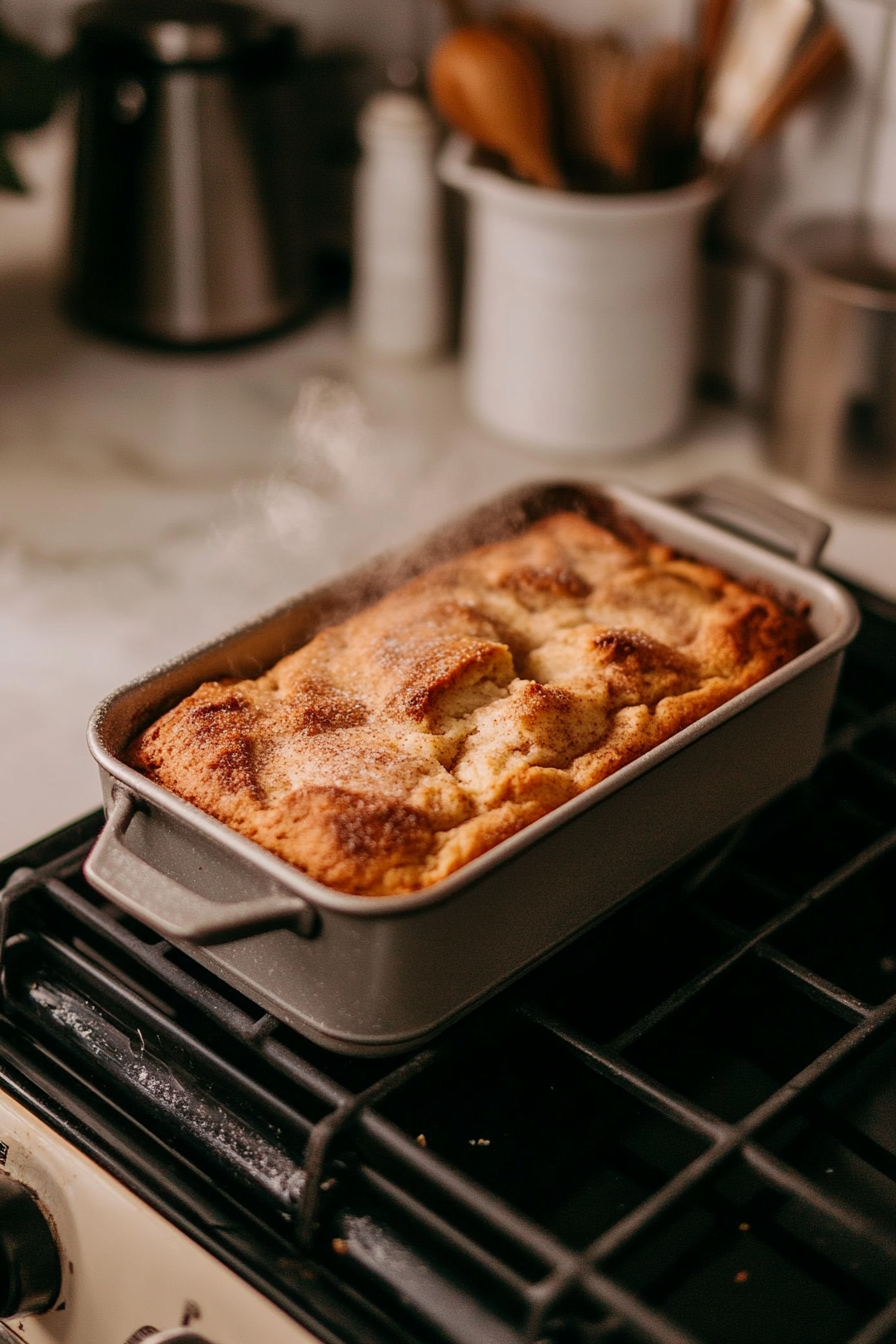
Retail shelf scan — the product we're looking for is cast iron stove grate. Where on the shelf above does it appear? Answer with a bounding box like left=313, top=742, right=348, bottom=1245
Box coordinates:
left=2, top=581, right=896, bottom=1344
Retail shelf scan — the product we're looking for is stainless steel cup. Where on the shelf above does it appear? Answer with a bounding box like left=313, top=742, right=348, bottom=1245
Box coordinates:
left=768, top=215, right=896, bottom=510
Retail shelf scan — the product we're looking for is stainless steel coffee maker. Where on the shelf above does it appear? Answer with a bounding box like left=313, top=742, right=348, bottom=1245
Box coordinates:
left=68, top=0, right=310, bottom=347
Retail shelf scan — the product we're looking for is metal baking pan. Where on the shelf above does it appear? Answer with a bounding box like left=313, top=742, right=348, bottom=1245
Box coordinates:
left=86, top=479, right=859, bottom=1056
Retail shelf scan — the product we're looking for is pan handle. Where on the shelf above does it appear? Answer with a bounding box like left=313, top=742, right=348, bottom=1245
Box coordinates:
left=670, top=477, right=830, bottom=568
left=84, top=787, right=319, bottom=945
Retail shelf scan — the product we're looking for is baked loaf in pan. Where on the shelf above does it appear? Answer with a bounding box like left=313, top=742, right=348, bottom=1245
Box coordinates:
left=129, top=506, right=814, bottom=896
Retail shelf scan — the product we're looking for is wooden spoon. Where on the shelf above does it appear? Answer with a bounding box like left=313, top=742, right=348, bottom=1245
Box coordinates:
left=428, top=24, right=564, bottom=188
left=594, top=42, right=644, bottom=181
left=596, top=40, right=699, bottom=186
left=553, top=31, right=625, bottom=166
left=495, top=9, right=566, bottom=157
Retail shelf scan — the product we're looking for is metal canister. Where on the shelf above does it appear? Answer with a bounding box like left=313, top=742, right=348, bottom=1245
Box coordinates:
left=68, top=0, right=311, bottom=349
left=768, top=215, right=896, bottom=510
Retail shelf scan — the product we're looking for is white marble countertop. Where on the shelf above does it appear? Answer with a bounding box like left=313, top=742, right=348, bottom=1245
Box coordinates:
left=2, top=120, right=895, bottom=857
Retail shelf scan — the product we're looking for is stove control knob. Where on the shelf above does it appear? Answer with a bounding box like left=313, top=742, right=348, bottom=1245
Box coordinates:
left=0, top=1174, right=61, bottom=1317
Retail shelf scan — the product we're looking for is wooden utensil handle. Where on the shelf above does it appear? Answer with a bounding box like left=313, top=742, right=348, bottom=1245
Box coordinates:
left=698, top=0, right=736, bottom=71
left=750, top=21, right=849, bottom=142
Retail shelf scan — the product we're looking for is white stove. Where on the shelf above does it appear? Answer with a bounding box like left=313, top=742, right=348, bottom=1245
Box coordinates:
left=0, top=1090, right=313, bottom=1344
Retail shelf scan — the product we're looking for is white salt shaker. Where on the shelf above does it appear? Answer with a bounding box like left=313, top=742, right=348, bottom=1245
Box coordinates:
left=353, top=92, right=447, bottom=359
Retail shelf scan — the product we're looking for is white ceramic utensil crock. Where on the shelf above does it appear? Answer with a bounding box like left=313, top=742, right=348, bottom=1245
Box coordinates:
left=440, top=136, right=718, bottom=454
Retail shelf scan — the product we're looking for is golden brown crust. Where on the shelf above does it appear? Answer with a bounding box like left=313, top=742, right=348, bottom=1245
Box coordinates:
left=128, top=510, right=814, bottom=895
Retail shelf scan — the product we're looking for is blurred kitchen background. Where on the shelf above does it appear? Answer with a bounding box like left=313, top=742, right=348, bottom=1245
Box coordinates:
left=6, top=0, right=896, bottom=402
left=9, top=0, right=896, bottom=268
left=1, top=0, right=896, bottom=854
left=9, top=0, right=896, bottom=392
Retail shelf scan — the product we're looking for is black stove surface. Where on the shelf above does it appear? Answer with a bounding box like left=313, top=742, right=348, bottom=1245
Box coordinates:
left=2, top=580, right=896, bottom=1344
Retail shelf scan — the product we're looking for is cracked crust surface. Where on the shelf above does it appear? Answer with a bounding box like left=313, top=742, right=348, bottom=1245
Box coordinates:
left=128, top=509, right=814, bottom=895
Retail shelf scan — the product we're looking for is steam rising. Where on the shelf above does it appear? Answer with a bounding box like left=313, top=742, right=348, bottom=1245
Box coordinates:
left=0, top=352, right=531, bottom=849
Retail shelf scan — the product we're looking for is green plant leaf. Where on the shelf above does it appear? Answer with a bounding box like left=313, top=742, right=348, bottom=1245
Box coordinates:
left=0, top=26, right=62, bottom=133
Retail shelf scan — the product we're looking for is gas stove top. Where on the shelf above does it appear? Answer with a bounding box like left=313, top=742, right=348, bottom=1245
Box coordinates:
left=1, top=577, right=895, bottom=1344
